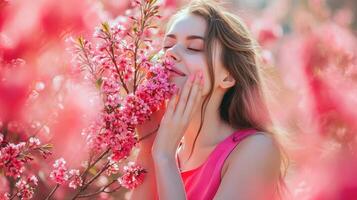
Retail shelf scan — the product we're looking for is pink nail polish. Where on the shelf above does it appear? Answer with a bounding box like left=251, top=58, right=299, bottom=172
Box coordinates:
left=189, top=74, right=195, bottom=83
left=198, top=71, right=203, bottom=79
left=200, top=77, right=204, bottom=86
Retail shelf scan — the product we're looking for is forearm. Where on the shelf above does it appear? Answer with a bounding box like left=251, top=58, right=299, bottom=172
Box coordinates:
left=153, top=154, right=186, bottom=200
left=128, top=144, right=158, bottom=200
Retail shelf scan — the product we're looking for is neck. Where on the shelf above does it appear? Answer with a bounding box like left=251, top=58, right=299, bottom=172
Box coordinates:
left=180, top=91, right=236, bottom=158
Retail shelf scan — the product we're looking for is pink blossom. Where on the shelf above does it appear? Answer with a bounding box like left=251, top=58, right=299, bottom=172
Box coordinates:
left=117, top=162, right=146, bottom=189
left=28, top=137, right=41, bottom=149
left=0, top=135, right=51, bottom=198
left=0, top=143, right=26, bottom=178
left=0, top=193, right=10, bottom=200
left=49, top=158, right=69, bottom=185
left=251, top=19, right=283, bottom=47
left=0, top=59, right=31, bottom=122
left=49, top=159, right=84, bottom=190
left=14, top=175, right=38, bottom=200
left=28, top=176, right=38, bottom=186
left=68, top=169, right=83, bottom=189
left=105, top=161, right=120, bottom=176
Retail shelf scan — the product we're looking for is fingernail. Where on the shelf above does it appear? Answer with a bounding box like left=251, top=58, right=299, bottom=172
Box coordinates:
left=198, top=71, right=203, bottom=79
left=189, top=74, right=195, bottom=83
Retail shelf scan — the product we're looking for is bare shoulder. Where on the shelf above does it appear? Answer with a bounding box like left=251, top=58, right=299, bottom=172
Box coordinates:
left=236, top=132, right=280, bottom=156
left=225, top=132, right=281, bottom=176
left=215, top=132, right=283, bottom=199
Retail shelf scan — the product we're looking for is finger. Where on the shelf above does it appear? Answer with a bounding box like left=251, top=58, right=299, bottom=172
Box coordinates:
left=182, top=71, right=203, bottom=119
left=165, top=91, right=179, bottom=117
left=174, top=73, right=195, bottom=116
left=191, top=85, right=203, bottom=117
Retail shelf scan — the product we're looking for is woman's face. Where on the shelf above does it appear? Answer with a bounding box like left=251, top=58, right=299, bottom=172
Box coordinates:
left=163, top=13, right=217, bottom=95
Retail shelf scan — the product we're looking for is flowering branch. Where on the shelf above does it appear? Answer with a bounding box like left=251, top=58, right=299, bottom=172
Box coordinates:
left=0, top=127, right=53, bottom=199
left=44, top=184, right=59, bottom=200
left=132, top=1, right=160, bottom=93
left=80, top=148, right=110, bottom=183
left=76, top=179, right=118, bottom=198
left=70, top=160, right=111, bottom=199
left=41, top=0, right=176, bottom=199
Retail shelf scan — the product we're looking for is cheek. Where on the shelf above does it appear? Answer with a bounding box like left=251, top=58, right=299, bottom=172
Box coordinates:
left=169, top=76, right=188, bottom=90
left=169, top=54, right=209, bottom=92
left=189, top=56, right=211, bottom=95
left=201, top=70, right=212, bottom=96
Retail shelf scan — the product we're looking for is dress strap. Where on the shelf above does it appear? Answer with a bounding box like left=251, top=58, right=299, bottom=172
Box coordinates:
left=214, top=128, right=260, bottom=177
left=176, top=128, right=258, bottom=173
left=176, top=142, right=183, bottom=171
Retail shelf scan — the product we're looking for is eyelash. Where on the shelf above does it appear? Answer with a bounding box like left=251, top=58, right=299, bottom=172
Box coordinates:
left=163, top=46, right=202, bottom=52
left=188, top=48, right=202, bottom=52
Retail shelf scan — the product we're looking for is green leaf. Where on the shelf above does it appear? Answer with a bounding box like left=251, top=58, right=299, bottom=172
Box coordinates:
left=89, top=167, right=97, bottom=175
left=77, top=36, right=84, bottom=47
left=101, top=22, right=110, bottom=33
left=42, top=143, right=54, bottom=150
left=96, top=77, right=103, bottom=89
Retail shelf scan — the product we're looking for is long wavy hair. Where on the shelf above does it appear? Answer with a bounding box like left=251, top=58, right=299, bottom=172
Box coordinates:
left=166, top=0, right=289, bottom=198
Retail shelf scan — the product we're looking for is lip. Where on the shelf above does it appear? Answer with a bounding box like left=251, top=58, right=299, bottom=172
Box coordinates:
left=168, top=66, right=186, bottom=77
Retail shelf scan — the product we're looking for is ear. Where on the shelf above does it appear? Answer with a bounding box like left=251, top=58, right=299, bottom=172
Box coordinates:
left=219, top=73, right=236, bottom=89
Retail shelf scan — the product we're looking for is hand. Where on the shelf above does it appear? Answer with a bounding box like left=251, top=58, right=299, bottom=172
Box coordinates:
left=136, top=101, right=166, bottom=147
left=152, top=70, right=204, bottom=158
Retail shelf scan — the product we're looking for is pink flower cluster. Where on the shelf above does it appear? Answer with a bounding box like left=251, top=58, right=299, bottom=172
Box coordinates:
left=49, top=158, right=69, bottom=184
left=105, top=161, right=120, bottom=176
left=14, top=175, right=38, bottom=200
left=117, top=162, right=146, bottom=189
left=81, top=59, right=175, bottom=168
left=278, top=22, right=357, bottom=138
left=63, top=0, right=176, bottom=193
left=74, top=4, right=176, bottom=164
left=49, top=158, right=83, bottom=189
left=0, top=142, right=26, bottom=178
left=0, top=134, right=50, bottom=178
left=1, top=175, right=38, bottom=200
left=68, top=169, right=83, bottom=189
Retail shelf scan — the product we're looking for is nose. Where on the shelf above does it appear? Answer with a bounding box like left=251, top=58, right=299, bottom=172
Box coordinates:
left=165, top=46, right=181, bottom=62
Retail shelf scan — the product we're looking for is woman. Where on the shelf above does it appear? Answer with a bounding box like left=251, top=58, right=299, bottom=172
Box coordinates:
left=131, top=0, right=288, bottom=199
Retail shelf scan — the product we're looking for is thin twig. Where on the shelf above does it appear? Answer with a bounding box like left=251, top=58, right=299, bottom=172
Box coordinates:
left=44, top=184, right=60, bottom=200
left=103, top=185, right=122, bottom=193
left=80, top=148, right=110, bottom=179
left=137, top=125, right=160, bottom=143
left=76, top=179, right=117, bottom=198
left=9, top=190, right=19, bottom=200
left=108, top=44, right=130, bottom=94
left=71, top=160, right=111, bottom=199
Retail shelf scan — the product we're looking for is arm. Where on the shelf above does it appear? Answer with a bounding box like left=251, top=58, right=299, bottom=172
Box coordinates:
left=148, top=71, right=203, bottom=200
left=128, top=103, right=166, bottom=200
left=152, top=153, right=186, bottom=200
left=213, top=134, right=281, bottom=200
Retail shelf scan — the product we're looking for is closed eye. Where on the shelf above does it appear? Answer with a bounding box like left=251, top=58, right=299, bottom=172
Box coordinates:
left=162, top=46, right=203, bottom=52
left=187, top=48, right=202, bottom=52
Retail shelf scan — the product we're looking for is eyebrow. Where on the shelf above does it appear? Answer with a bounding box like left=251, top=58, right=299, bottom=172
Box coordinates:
left=166, top=34, right=205, bottom=41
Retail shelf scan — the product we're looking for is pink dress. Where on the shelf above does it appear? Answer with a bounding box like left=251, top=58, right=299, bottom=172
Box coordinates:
left=176, top=128, right=258, bottom=200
